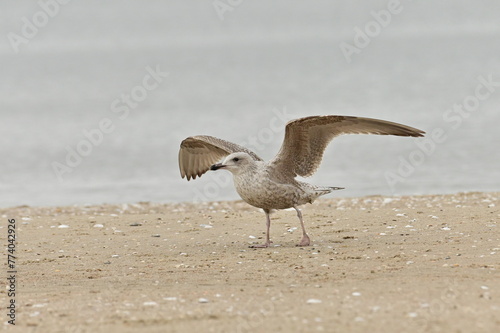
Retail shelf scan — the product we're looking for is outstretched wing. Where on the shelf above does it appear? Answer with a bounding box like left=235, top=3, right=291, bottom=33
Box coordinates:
left=269, top=115, right=425, bottom=178
left=179, top=135, right=263, bottom=180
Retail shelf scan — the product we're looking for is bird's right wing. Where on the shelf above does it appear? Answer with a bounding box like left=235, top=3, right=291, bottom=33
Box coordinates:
left=179, top=135, right=263, bottom=180
left=269, top=115, right=425, bottom=178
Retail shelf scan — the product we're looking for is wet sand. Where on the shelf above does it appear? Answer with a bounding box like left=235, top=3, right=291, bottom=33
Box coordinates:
left=1, top=192, right=499, bottom=332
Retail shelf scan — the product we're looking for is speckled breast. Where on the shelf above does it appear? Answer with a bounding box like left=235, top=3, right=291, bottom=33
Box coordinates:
left=233, top=173, right=302, bottom=210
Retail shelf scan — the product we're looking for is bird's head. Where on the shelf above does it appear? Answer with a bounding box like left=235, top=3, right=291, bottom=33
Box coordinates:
left=210, top=152, right=255, bottom=176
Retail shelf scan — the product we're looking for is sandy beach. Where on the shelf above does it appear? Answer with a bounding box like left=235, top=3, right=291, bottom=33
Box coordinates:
left=1, top=192, right=499, bottom=332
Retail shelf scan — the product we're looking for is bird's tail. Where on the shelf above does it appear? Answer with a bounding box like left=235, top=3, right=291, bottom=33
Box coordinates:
left=312, top=186, right=344, bottom=197
left=298, top=182, right=345, bottom=204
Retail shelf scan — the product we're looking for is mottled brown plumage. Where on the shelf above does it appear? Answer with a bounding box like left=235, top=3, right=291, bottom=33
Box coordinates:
left=178, top=115, right=425, bottom=247
left=269, top=115, right=424, bottom=179
left=179, top=135, right=263, bottom=180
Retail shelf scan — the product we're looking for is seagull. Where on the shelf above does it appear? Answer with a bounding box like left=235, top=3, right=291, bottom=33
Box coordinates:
left=179, top=115, right=424, bottom=248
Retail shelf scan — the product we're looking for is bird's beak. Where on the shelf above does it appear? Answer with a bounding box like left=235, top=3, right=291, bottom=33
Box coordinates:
left=210, top=163, right=225, bottom=171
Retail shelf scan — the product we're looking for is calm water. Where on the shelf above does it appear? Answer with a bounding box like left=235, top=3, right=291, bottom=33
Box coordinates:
left=1, top=1, right=499, bottom=208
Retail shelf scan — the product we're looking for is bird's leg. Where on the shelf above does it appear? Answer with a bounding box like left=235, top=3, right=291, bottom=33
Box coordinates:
left=294, top=207, right=310, bottom=247
left=249, top=209, right=272, bottom=248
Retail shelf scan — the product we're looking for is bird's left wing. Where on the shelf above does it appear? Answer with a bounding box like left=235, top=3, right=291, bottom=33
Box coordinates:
left=179, top=135, right=263, bottom=180
left=269, top=115, right=425, bottom=178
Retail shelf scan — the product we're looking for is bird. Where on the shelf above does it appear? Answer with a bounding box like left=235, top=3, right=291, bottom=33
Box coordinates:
left=178, top=115, right=424, bottom=248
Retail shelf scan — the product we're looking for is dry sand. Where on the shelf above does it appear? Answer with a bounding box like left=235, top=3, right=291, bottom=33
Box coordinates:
left=1, top=192, right=499, bottom=333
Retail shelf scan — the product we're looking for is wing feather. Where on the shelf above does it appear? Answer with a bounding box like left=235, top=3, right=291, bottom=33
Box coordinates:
left=178, top=135, right=263, bottom=180
left=269, top=115, right=425, bottom=178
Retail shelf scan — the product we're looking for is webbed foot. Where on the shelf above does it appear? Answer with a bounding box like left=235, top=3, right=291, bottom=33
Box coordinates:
left=296, top=234, right=310, bottom=247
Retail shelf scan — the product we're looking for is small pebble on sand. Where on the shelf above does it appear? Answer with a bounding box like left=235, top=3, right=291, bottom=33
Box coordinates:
left=306, top=299, right=322, bottom=304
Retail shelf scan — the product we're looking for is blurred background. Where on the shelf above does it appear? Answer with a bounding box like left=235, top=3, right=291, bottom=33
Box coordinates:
left=1, top=0, right=499, bottom=208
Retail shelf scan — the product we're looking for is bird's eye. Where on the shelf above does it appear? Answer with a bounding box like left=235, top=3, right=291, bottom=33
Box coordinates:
left=233, top=157, right=239, bottom=162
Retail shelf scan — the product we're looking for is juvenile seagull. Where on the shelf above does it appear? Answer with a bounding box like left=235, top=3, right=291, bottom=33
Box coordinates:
left=179, top=115, right=424, bottom=248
